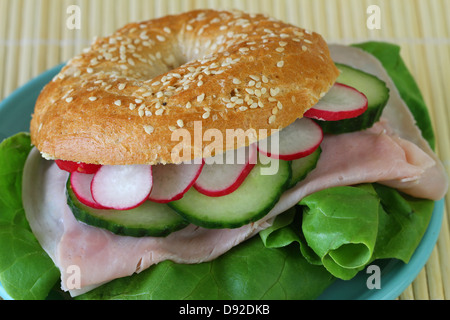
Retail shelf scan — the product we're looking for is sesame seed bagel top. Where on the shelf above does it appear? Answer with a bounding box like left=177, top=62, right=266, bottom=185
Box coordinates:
left=30, top=9, right=339, bottom=165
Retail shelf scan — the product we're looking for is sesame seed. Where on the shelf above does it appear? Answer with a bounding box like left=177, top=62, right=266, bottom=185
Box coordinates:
left=65, top=97, right=73, bottom=103
left=139, top=32, right=149, bottom=40
left=277, top=61, right=285, bottom=68
left=272, top=107, right=278, bottom=115
left=239, top=106, right=248, bottom=112
left=202, top=112, right=210, bottom=119
left=155, top=109, right=164, bottom=116
left=169, top=126, right=177, bottom=131
left=156, top=35, right=166, bottom=42
left=197, top=93, right=205, bottom=103
left=248, top=80, right=256, bottom=87
left=186, top=25, right=193, bottom=31
left=129, top=103, right=136, bottom=110
left=226, top=103, right=235, bottom=109
left=302, top=45, right=308, bottom=52
left=114, top=100, right=122, bottom=106
left=233, top=78, right=241, bottom=84
left=277, top=101, right=283, bottom=109
left=144, top=125, right=154, bottom=134
left=304, top=39, right=313, bottom=44
left=177, top=119, right=184, bottom=128
left=268, top=115, right=276, bottom=124
left=262, top=75, right=269, bottom=83
left=145, top=110, right=152, bottom=116
left=135, top=99, right=143, bottom=103
left=250, top=103, right=258, bottom=109
left=163, top=27, right=171, bottom=34
left=186, top=102, right=192, bottom=109
left=245, top=88, right=254, bottom=95
left=88, top=97, right=97, bottom=101
left=118, top=83, right=126, bottom=90
left=276, top=47, right=285, bottom=53
left=270, top=88, right=280, bottom=97
left=87, top=68, right=93, bottom=73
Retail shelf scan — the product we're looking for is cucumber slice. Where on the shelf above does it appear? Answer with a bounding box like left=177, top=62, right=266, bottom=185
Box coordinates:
left=66, top=178, right=188, bottom=237
left=168, top=156, right=292, bottom=229
left=317, top=63, right=390, bottom=133
left=288, top=147, right=321, bottom=189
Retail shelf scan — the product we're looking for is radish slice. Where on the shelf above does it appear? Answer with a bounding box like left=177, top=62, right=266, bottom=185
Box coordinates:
left=91, top=165, right=153, bottom=210
left=257, top=117, right=323, bottom=161
left=55, top=160, right=101, bottom=174
left=70, top=172, right=107, bottom=209
left=194, top=144, right=257, bottom=197
left=148, top=161, right=204, bottom=203
left=303, top=83, right=368, bottom=121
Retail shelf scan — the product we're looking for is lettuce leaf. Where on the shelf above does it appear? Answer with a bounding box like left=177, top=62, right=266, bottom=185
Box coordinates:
left=260, top=184, right=434, bottom=281
left=0, top=132, right=33, bottom=228
left=0, top=133, right=60, bottom=300
left=300, top=186, right=379, bottom=280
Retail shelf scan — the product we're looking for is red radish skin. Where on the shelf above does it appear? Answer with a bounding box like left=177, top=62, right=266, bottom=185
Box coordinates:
left=91, top=165, right=153, bottom=210
left=148, top=161, right=204, bottom=203
left=70, top=172, right=107, bottom=209
left=56, top=159, right=101, bottom=174
left=194, top=144, right=257, bottom=197
left=303, top=83, right=368, bottom=121
left=257, top=118, right=323, bottom=161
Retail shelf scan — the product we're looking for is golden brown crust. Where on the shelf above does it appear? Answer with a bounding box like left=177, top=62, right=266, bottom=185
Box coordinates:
left=30, top=9, right=339, bottom=165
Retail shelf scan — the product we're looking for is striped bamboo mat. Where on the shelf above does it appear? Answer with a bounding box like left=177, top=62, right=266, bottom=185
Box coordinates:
left=0, top=0, right=448, bottom=300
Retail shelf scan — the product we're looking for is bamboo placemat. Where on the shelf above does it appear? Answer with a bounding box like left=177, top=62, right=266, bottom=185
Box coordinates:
left=0, top=0, right=448, bottom=300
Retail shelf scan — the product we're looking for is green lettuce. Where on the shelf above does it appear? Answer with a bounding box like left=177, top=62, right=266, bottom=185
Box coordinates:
left=259, top=185, right=434, bottom=280
left=0, top=133, right=60, bottom=299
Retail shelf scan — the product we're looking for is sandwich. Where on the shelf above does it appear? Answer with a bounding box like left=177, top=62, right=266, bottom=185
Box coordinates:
left=0, top=9, right=447, bottom=300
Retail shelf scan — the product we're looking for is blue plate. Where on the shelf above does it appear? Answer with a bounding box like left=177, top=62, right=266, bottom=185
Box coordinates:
left=0, top=65, right=445, bottom=300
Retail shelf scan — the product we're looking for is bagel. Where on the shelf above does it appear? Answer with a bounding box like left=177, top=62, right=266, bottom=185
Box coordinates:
left=30, top=9, right=339, bottom=165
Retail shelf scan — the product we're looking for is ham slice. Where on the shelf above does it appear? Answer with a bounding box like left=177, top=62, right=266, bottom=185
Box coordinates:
left=22, top=45, right=448, bottom=296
